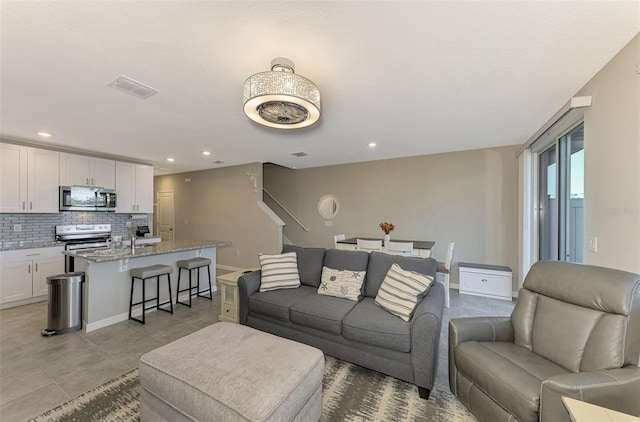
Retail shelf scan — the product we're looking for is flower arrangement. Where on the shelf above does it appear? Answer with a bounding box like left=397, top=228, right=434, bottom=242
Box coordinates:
left=379, top=222, right=395, bottom=235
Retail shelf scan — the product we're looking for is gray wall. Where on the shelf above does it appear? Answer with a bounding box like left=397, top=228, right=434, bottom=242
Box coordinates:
left=578, top=34, right=639, bottom=273
left=154, top=162, right=281, bottom=269
left=264, top=145, right=520, bottom=289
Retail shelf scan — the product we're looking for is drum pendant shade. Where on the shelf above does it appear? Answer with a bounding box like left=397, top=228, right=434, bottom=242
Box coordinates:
left=243, top=58, right=321, bottom=129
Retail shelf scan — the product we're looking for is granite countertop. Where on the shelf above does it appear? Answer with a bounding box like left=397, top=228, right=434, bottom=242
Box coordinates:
left=63, top=239, right=231, bottom=263
left=0, top=240, right=65, bottom=251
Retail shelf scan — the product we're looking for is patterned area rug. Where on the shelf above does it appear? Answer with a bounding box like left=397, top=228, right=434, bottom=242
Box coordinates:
left=31, top=356, right=477, bottom=422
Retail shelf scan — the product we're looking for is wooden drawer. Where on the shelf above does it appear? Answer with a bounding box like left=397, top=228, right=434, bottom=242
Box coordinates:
left=221, top=301, right=237, bottom=322
left=459, top=263, right=512, bottom=301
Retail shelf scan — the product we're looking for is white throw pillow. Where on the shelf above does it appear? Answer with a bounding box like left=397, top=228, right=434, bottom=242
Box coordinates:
left=259, top=252, right=301, bottom=292
left=317, top=267, right=365, bottom=301
left=375, top=263, right=434, bottom=321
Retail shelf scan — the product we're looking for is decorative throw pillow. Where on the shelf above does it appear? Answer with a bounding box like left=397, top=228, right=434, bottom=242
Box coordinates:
left=375, top=263, right=434, bottom=321
left=317, top=267, right=365, bottom=301
left=259, top=252, right=301, bottom=292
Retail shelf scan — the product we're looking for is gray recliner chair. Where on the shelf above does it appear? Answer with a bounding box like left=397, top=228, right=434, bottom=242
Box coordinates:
left=449, top=261, right=640, bottom=422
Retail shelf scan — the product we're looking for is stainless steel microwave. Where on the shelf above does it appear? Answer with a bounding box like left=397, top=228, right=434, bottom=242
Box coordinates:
left=59, top=186, right=116, bottom=212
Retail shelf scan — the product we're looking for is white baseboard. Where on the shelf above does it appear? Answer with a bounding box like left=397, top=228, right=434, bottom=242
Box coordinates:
left=86, top=312, right=130, bottom=332
left=0, top=295, right=46, bottom=310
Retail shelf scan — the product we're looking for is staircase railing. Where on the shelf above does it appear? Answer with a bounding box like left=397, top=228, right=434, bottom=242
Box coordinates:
left=263, top=189, right=310, bottom=232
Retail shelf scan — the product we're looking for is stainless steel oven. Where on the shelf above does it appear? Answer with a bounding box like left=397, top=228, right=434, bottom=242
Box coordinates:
left=56, top=224, right=112, bottom=271
left=59, top=186, right=116, bottom=212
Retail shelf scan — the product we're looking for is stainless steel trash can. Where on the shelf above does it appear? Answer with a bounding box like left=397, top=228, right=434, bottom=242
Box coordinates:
left=41, top=272, right=85, bottom=336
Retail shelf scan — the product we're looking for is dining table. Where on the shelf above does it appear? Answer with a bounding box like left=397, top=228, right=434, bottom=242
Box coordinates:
left=336, top=237, right=435, bottom=258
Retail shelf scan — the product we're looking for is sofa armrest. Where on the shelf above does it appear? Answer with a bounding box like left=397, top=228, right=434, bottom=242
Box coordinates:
left=409, top=281, right=445, bottom=393
left=540, top=366, right=640, bottom=422
left=448, top=316, right=513, bottom=395
left=238, top=270, right=261, bottom=325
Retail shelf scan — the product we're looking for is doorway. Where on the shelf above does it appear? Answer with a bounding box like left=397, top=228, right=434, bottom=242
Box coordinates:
left=538, top=123, right=584, bottom=262
left=156, top=190, right=175, bottom=241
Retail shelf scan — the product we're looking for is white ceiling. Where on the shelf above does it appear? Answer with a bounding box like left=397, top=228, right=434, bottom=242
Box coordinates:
left=1, top=1, right=638, bottom=175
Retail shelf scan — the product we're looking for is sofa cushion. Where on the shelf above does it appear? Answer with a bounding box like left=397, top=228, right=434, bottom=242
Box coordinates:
left=282, top=245, right=326, bottom=288
left=455, top=341, right=569, bottom=422
left=365, top=252, right=436, bottom=298
left=249, top=286, right=317, bottom=321
left=289, top=294, right=358, bottom=335
left=317, top=267, right=365, bottom=301
left=343, top=298, right=411, bottom=352
left=259, top=252, right=301, bottom=292
left=323, top=249, right=370, bottom=272
left=375, top=263, right=434, bottom=321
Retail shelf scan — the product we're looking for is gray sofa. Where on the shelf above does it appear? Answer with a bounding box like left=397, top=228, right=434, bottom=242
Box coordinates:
left=449, top=261, right=640, bottom=422
left=238, top=245, right=445, bottom=399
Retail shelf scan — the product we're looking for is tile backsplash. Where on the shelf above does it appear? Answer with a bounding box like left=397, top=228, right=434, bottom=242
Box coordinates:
left=0, top=212, right=151, bottom=243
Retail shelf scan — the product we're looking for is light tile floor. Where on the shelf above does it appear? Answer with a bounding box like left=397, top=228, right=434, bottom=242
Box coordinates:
left=0, top=277, right=224, bottom=422
left=0, top=284, right=514, bottom=422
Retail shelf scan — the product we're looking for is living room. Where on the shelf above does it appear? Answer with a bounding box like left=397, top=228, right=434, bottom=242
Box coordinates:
left=1, top=1, right=639, bottom=421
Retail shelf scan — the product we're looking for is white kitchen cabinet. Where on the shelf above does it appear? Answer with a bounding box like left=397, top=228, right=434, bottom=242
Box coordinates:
left=0, top=261, right=32, bottom=303
left=0, top=247, right=65, bottom=305
left=0, top=144, right=59, bottom=213
left=32, top=257, right=65, bottom=296
left=116, top=162, right=154, bottom=213
left=60, top=153, right=115, bottom=189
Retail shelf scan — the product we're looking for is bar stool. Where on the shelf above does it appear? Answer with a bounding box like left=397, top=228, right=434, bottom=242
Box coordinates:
left=129, top=265, right=173, bottom=324
left=176, top=257, right=213, bottom=307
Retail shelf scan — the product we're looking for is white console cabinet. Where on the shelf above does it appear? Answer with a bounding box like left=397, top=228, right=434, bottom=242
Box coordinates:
left=0, top=247, right=65, bottom=307
left=459, top=262, right=512, bottom=301
left=0, top=144, right=59, bottom=213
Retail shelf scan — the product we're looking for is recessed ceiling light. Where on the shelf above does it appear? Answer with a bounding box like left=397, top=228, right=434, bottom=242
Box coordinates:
left=368, top=142, right=377, bottom=148
left=167, top=158, right=175, bottom=162
left=202, top=151, right=211, bottom=156
left=37, top=132, right=53, bottom=137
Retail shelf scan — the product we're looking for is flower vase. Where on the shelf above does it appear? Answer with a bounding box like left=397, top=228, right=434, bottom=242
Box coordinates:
left=383, top=234, right=390, bottom=245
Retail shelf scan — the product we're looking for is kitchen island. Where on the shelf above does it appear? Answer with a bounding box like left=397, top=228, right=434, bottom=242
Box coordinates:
left=64, top=240, right=231, bottom=332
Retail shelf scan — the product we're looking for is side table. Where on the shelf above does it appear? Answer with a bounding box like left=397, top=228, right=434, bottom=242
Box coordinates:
left=217, top=268, right=258, bottom=323
left=562, top=396, right=640, bottom=422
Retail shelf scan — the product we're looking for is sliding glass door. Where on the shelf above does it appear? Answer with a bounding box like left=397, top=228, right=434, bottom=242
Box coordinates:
left=538, top=123, right=584, bottom=262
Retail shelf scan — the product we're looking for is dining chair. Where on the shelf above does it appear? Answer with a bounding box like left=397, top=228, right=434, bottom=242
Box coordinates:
left=437, top=241, right=455, bottom=308
left=385, top=241, right=413, bottom=256
left=333, top=234, right=346, bottom=249
left=356, top=239, right=382, bottom=252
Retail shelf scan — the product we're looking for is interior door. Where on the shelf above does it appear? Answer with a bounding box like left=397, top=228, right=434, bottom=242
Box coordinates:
left=157, top=190, right=175, bottom=241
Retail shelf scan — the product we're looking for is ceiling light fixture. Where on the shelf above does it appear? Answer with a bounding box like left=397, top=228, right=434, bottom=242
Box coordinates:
left=37, top=132, right=53, bottom=137
left=202, top=151, right=211, bottom=156
left=243, top=57, right=321, bottom=129
left=368, top=142, right=377, bottom=148
left=167, top=158, right=175, bottom=162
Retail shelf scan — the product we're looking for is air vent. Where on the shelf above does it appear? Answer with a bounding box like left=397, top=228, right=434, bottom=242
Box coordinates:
left=108, top=75, right=159, bottom=99
left=213, top=160, right=225, bottom=164
left=291, top=152, right=309, bottom=157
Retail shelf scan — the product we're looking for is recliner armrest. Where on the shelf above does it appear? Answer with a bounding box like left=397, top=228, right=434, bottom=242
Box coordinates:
left=238, top=270, right=261, bottom=325
left=540, top=366, right=640, bottom=422
left=448, top=316, right=513, bottom=395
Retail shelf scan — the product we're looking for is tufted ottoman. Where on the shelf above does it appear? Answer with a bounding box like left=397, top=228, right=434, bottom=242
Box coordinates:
left=139, top=322, right=324, bottom=422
